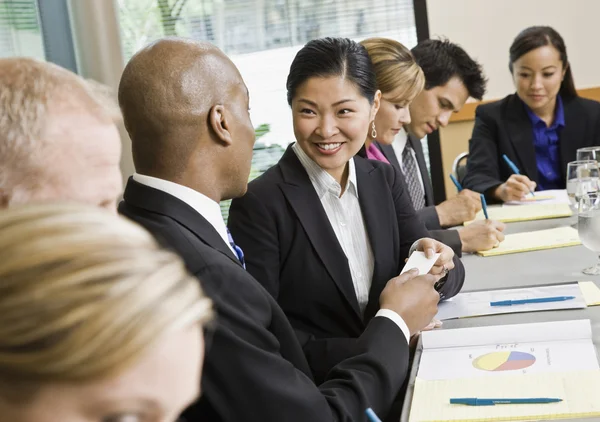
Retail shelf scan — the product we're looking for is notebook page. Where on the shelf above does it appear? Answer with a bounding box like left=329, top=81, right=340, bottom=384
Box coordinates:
left=408, top=370, right=600, bottom=422
left=464, top=203, right=572, bottom=225
left=476, top=226, right=581, bottom=257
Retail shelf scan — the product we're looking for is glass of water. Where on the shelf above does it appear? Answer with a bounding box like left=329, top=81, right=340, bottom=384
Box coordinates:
left=578, top=193, right=600, bottom=275
left=577, top=146, right=600, bottom=163
left=566, top=160, right=600, bottom=211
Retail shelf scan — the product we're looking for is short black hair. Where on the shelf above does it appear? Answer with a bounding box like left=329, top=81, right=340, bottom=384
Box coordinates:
left=509, top=26, right=577, bottom=99
left=411, top=39, right=486, bottom=100
left=286, top=37, right=377, bottom=105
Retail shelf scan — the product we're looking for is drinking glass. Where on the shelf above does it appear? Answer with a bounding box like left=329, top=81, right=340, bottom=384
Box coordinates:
left=566, top=160, right=600, bottom=211
left=578, top=193, right=600, bottom=275
left=577, top=146, right=600, bottom=163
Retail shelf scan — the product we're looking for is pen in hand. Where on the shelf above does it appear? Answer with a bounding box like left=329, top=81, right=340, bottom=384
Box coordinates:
left=502, top=154, right=535, bottom=197
left=449, top=174, right=463, bottom=192
left=366, top=408, right=382, bottom=422
left=480, top=194, right=489, bottom=220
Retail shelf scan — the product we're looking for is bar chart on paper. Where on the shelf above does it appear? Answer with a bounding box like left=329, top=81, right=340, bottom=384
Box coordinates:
left=472, top=351, right=536, bottom=372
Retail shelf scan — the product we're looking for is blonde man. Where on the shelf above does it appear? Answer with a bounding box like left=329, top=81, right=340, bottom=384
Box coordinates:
left=0, top=203, right=212, bottom=422
left=0, top=58, right=122, bottom=210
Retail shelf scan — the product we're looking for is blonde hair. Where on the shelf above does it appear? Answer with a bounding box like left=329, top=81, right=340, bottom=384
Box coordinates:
left=0, top=203, right=212, bottom=391
left=0, top=58, right=121, bottom=199
left=360, top=37, right=425, bottom=103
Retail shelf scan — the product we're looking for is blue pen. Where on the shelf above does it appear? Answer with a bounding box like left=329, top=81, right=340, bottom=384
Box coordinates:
left=480, top=194, right=489, bottom=219
left=450, top=397, right=562, bottom=406
left=502, top=154, right=535, bottom=196
left=366, top=408, right=382, bottom=422
left=490, top=296, right=575, bottom=307
left=449, top=174, right=463, bottom=192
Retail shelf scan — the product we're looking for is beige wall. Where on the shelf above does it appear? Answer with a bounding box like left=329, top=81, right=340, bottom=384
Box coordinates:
left=427, top=0, right=600, bottom=198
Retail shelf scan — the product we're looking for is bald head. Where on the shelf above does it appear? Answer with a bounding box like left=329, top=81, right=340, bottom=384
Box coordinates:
left=119, top=38, right=249, bottom=180
left=0, top=58, right=122, bottom=210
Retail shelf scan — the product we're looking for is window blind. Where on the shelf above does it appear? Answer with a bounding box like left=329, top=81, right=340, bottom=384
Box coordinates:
left=0, top=0, right=44, bottom=59
left=117, top=0, right=418, bottom=220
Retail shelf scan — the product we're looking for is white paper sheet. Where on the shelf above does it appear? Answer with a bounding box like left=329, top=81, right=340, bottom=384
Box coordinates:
left=504, top=189, right=570, bottom=206
left=417, top=320, right=598, bottom=381
left=435, top=283, right=586, bottom=320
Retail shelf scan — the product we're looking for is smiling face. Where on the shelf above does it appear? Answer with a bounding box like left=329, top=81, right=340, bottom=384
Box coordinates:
left=291, top=76, right=380, bottom=182
left=406, top=76, right=469, bottom=140
left=512, top=45, right=566, bottom=117
left=373, top=83, right=412, bottom=145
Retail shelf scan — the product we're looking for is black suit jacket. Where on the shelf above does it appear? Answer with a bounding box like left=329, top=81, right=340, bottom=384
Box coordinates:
left=463, top=93, right=600, bottom=197
left=228, top=146, right=464, bottom=383
left=119, top=178, right=414, bottom=422
left=375, top=140, right=463, bottom=256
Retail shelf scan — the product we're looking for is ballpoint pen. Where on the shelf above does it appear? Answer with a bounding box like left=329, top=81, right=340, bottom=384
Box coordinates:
left=449, top=174, right=463, bottom=192
left=502, top=154, right=535, bottom=196
left=480, top=194, right=489, bottom=219
left=450, top=397, right=562, bottom=406
left=490, top=296, right=575, bottom=306
left=366, top=408, right=382, bottom=422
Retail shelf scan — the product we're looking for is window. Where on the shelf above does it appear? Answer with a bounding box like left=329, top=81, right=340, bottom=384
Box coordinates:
left=117, top=0, right=418, bottom=219
left=0, top=0, right=44, bottom=59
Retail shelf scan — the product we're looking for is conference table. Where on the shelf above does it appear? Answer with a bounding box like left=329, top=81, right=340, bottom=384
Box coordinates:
left=400, top=213, right=600, bottom=422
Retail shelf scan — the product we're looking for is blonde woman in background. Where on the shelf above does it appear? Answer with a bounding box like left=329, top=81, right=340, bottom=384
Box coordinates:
left=0, top=203, right=212, bottom=422
left=359, top=37, right=425, bottom=161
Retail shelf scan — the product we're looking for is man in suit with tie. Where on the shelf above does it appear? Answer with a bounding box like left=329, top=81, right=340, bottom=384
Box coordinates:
left=376, top=39, right=505, bottom=255
left=117, top=37, right=444, bottom=422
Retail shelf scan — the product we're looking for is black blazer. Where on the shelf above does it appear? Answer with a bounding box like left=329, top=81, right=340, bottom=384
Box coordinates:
left=375, top=140, right=463, bottom=256
left=463, top=93, right=600, bottom=196
left=119, top=178, right=413, bottom=422
left=228, top=145, right=464, bottom=383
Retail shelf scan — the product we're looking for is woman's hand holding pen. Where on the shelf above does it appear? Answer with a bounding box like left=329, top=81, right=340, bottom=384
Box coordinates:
left=493, top=174, right=537, bottom=202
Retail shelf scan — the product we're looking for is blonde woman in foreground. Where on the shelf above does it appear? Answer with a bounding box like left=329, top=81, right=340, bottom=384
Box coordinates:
left=0, top=203, right=212, bottom=422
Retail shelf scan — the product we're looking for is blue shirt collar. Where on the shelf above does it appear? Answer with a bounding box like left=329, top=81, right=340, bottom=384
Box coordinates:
left=524, top=94, right=565, bottom=130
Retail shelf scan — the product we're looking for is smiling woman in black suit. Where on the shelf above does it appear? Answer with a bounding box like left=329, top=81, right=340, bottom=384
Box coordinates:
left=463, top=26, right=600, bottom=202
left=228, top=37, right=464, bottom=386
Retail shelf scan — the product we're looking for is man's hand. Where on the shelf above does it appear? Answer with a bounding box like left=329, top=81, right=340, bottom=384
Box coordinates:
left=458, top=219, right=506, bottom=253
left=379, top=269, right=441, bottom=336
left=435, top=189, right=482, bottom=227
left=492, top=174, right=537, bottom=202
left=415, top=237, right=455, bottom=276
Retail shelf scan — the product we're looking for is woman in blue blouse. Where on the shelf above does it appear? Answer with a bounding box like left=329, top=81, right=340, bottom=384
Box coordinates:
left=463, top=26, right=600, bottom=202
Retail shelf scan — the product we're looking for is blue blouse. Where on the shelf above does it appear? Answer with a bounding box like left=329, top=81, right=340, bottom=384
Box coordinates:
left=524, top=95, right=565, bottom=190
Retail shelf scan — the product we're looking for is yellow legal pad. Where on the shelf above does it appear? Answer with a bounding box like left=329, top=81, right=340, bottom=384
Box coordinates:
left=408, top=370, right=600, bottom=422
left=464, top=203, right=572, bottom=225
left=579, top=281, right=600, bottom=306
left=476, top=226, right=581, bottom=256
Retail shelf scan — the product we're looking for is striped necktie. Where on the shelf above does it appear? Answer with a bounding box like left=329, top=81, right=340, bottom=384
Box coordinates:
left=401, top=145, right=426, bottom=210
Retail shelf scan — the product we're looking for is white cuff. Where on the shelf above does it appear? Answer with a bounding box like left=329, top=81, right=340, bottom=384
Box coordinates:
left=376, top=309, right=411, bottom=344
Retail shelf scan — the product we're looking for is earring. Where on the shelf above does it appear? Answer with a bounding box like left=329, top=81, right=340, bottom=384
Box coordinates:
left=371, top=121, right=377, bottom=139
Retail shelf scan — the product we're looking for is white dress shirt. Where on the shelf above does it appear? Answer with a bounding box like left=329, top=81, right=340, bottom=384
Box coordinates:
left=292, top=143, right=410, bottom=343
left=132, top=173, right=236, bottom=256
left=391, top=129, right=425, bottom=192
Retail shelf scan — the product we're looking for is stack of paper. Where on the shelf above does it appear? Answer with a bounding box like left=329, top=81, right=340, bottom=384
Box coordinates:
left=465, top=203, right=572, bottom=225
left=476, top=226, right=580, bottom=256
left=435, top=282, right=587, bottom=320
left=504, top=189, right=570, bottom=206
left=579, top=281, right=600, bottom=306
left=409, top=320, right=600, bottom=422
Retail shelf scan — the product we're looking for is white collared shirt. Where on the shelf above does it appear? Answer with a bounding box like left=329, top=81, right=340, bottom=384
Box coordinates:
left=391, top=129, right=426, bottom=192
left=132, top=173, right=236, bottom=255
left=292, top=143, right=410, bottom=343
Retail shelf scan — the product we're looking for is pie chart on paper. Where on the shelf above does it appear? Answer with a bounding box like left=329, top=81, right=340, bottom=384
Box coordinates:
left=472, top=351, right=536, bottom=371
